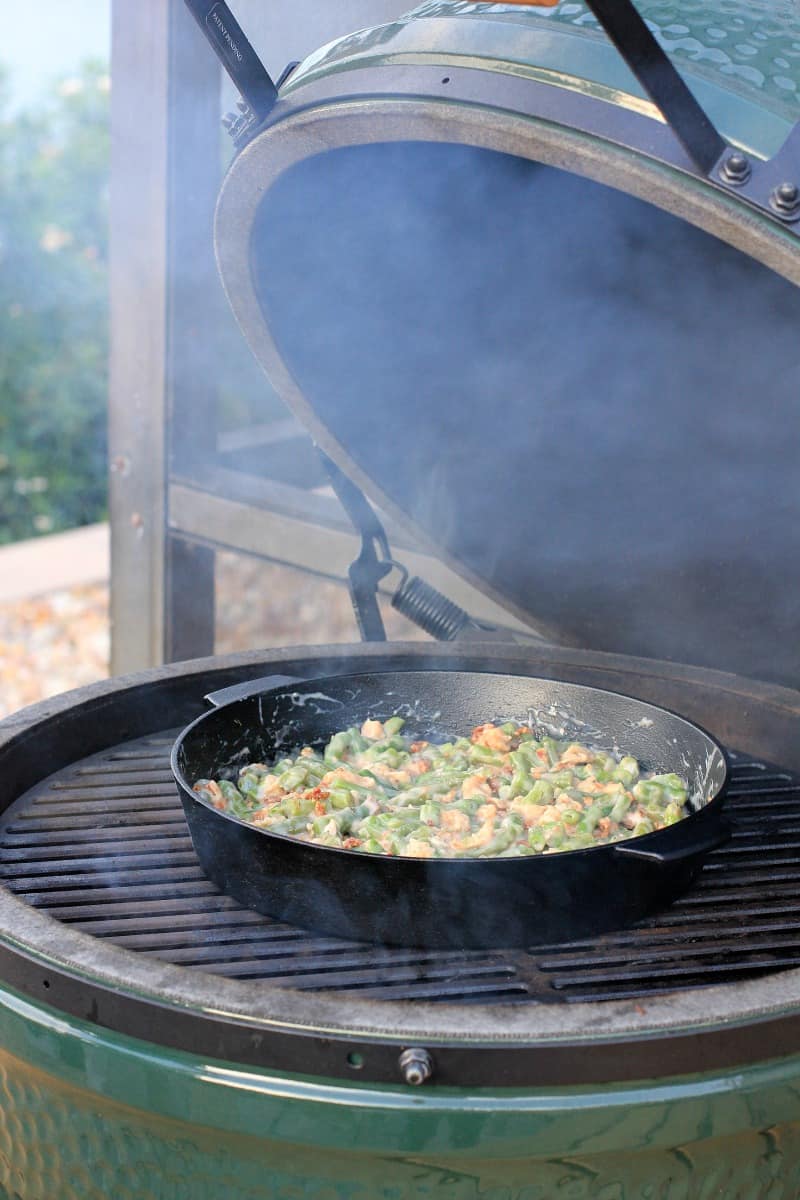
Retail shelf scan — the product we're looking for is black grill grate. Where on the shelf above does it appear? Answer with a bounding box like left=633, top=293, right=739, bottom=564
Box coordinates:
left=1, top=736, right=799, bottom=1004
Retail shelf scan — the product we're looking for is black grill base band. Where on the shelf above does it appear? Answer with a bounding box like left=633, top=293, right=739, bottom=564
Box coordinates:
left=2, top=642, right=800, bottom=1087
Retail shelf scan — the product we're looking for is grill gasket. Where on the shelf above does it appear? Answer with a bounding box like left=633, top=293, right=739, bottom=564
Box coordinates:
left=0, top=733, right=797, bottom=1005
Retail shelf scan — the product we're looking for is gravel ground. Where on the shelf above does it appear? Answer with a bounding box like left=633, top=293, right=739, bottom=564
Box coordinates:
left=0, top=554, right=427, bottom=720
left=0, top=584, right=110, bottom=718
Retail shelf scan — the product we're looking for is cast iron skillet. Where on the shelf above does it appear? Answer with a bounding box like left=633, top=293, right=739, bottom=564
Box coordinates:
left=171, top=670, right=729, bottom=948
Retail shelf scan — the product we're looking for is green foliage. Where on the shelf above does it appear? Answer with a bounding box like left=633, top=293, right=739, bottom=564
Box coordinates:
left=0, top=62, right=109, bottom=544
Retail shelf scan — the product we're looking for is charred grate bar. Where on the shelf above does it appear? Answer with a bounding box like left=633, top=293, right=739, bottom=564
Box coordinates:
left=0, top=737, right=798, bottom=1003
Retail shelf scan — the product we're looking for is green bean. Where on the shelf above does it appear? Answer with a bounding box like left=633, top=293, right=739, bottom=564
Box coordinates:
left=324, top=732, right=350, bottom=761
left=573, top=814, right=597, bottom=837
left=547, top=771, right=573, bottom=790
left=476, top=824, right=519, bottom=857
left=361, top=838, right=385, bottom=854
left=610, top=792, right=632, bottom=823
left=284, top=815, right=313, bottom=835
left=541, top=738, right=562, bottom=766
left=506, top=770, right=530, bottom=801
left=416, top=771, right=464, bottom=794
left=280, top=794, right=315, bottom=819
left=525, top=780, right=554, bottom=805
left=383, top=716, right=405, bottom=736
left=302, top=760, right=327, bottom=781
left=467, top=745, right=505, bottom=765
left=219, top=780, right=244, bottom=806
left=334, top=807, right=357, bottom=833
left=278, top=766, right=308, bottom=791
left=512, top=743, right=539, bottom=767
left=391, top=787, right=428, bottom=806
left=238, top=770, right=266, bottom=798
left=614, top=756, right=640, bottom=785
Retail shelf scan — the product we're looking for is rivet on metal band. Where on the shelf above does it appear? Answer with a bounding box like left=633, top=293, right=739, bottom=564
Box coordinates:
left=399, top=1047, right=434, bottom=1086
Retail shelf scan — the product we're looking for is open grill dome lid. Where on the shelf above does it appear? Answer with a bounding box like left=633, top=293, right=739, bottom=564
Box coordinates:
left=208, top=0, right=800, bottom=686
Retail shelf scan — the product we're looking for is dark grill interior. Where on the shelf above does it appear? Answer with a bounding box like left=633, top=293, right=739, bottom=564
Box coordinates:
left=1, top=734, right=798, bottom=1004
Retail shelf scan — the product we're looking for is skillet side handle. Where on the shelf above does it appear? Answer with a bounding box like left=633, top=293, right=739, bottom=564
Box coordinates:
left=204, top=675, right=303, bottom=708
left=612, top=815, right=731, bottom=866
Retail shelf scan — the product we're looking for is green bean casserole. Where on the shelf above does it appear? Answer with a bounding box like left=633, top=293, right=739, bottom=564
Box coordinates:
left=193, top=718, right=690, bottom=858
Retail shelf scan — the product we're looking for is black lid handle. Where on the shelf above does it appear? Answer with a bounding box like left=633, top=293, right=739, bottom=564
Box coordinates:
left=184, top=0, right=278, bottom=121
left=204, top=674, right=303, bottom=708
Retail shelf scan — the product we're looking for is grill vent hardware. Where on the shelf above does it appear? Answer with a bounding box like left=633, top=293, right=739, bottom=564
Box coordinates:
left=0, top=736, right=797, bottom=1005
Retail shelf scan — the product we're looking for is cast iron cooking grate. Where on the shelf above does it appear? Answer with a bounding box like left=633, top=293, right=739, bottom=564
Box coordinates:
left=0, top=734, right=797, bottom=1004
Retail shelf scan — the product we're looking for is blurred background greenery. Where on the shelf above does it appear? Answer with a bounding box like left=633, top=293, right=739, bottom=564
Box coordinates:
left=0, top=60, right=109, bottom=545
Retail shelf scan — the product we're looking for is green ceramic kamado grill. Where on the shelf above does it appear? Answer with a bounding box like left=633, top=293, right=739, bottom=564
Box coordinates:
left=4, top=1, right=800, bottom=1196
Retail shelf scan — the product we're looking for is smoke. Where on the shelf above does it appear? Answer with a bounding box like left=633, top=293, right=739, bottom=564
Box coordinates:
left=247, top=138, right=800, bottom=686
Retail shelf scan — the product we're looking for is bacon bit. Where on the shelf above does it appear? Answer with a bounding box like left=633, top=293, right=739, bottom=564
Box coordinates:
left=256, top=773, right=282, bottom=799
left=342, top=836, right=362, bottom=849
left=537, top=805, right=561, bottom=823
left=558, top=744, right=593, bottom=766
left=462, top=773, right=492, bottom=800
left=321, top=768, right=375, bottom=789
left=470, top=723, right=511, bottom=752
left=633, top=1004, right=646, bottom=1016
left=577, top=778, right=603, bottom=794
left=406, top=758, right=429, bottom=777
left=409, top=741, right=429, bottom=753
left=509, top=799, right=545, bottom=828
left=476, top=802, right=498, bottom=823
left=536, top=748, right=549, bottom=761
left=305, top=786, right=330, bottom=802
left=454, top=813, right=497, bottom=851
left=361, top=719, right=385, bottom=740
left=314, top=800, right=327, bottom=816
left=595, top=818, right=612, bottom=837
left=441, top=809, right=470, bottom=833
left=370, top=763, right=411, bottom=786
left=199, top=780, right=227, bottom=810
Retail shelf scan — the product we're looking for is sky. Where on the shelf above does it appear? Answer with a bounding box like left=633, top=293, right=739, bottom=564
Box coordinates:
left=4, top=0, right=110, bottom=110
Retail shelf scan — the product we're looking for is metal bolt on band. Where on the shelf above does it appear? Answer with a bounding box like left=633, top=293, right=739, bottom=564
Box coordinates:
left=719, top=151, right=751, bottom=185
left=771, top=181, right=800, bottom=219
left=399, top=1048, right=434, bottom=1086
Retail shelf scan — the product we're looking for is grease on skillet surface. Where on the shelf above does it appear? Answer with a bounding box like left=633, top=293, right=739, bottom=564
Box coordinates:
left=193, top=718, right=690, bottom=859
